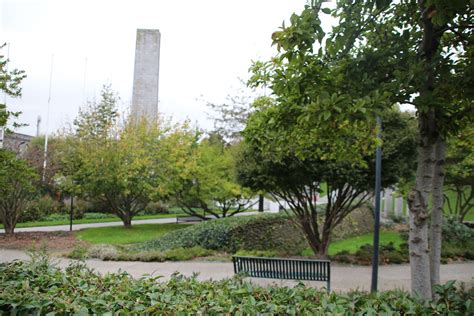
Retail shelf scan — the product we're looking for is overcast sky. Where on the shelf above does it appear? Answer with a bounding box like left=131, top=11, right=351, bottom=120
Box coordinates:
left=1, top=0, right=322, bottom=136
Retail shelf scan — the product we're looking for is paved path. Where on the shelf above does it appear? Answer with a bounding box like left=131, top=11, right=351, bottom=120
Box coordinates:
left=1, top=249, right=472, bottom=292
left=0, top=211, right=268, bottom=234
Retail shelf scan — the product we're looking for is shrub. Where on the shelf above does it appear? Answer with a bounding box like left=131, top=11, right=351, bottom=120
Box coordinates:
left=69, top=245, right=88, bottom=260
left=19, top=195, right=60, bottom=222
left=136, top=214, right=308, bottom=255
left=443, top=217, right=474, bottom=244
left=331, top=207, right=375, bottom=241
left=0, top=258, right=472, bottom=314
left=87, top=244, right=119, bottom=260
left=164, top=246, right=214, bottom=261
left=142, top=201, right=169, bottom=215
left=235, top=250, right=278, bottom=257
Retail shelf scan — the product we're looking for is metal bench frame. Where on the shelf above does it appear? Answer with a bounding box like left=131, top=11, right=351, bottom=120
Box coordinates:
left=232, top=256, right=331, bottom=291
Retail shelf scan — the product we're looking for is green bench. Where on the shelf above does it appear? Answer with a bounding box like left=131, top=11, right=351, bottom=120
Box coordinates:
left=232, top=256, right=331, bottom=291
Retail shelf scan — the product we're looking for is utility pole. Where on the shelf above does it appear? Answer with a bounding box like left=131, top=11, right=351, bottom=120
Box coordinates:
left=42, top=54, right=54, bottom=182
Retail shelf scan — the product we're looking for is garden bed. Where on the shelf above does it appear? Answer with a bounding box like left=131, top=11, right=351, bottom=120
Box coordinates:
left=0, top=231, right=87, bottom=251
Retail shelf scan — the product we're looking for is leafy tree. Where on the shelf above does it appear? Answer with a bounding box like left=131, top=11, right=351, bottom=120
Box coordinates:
left=0, top=43, right=26, bottom=130
left=251, top=0, right=472, bottom=298
left=444, top=125, right=474, bottom=222
left=60, top=120, right=169, bottom=228
left=58, top=86, right=172, bottom=228
left=0, top=149, right=38, bottom=234
left=73, top=84, right=119, bottom=140
left=239, top=106, right=416, bottom=257
left=167, top=135, right=255, bottom=219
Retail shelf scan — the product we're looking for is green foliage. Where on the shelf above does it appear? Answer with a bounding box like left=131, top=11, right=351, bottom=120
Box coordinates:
left=240, top=107, right=416, bottom=256
left=0, top=258, right=472, bottom=314
left=235, top=249, right=278, bottom=258
left=18, top=195, right=60, bottom=222
left=69, top=245, right=88, bottom=260
left=0, top=149, right=38, bottom=234
left=442, top=218, right=474, bottom=245
left=84, top=245, right=213, bottom=262
left=73, top=84, right=119, bottom=140
left=58, top=112, right=180, bottom=227
left=444, top=125, right=474, bottom=222
left=163, top=246, right=214, bottom=261
left=137, top=214, right=307, bottom=255
left=167, top=136, right=256, bottom=219
left=143, top=201, right=169, bottom=215
left=0, top=43, right=26, bottom=129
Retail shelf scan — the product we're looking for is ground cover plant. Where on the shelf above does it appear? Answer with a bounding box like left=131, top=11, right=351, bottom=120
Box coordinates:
left=65, top=211, right=374, bottom=262
left=136, top=214, right=308, bottom=256
left=0, top=255, right=472, bottom=315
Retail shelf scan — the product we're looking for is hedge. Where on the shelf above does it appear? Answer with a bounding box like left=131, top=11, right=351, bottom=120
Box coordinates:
left=0, top=256, right=472, bottom=315
left=136, top=214, right=308, bottom=255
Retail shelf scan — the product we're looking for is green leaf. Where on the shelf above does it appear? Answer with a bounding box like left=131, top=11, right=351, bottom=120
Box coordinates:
left=322, top=8, right=331, bottom=14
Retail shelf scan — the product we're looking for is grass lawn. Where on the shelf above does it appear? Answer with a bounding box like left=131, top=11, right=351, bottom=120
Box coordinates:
left=301, top=231, right=404, bottom=257
left=75, top=223, right=190, bottom=245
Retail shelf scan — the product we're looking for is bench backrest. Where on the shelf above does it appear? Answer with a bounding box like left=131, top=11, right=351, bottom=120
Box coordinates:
left=232, top=256, right=330, bottom=291
left=176, top=215, right=203, bottom=223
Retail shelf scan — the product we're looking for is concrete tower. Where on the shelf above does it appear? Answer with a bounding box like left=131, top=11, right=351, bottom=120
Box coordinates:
left=131, top=29, right=161, bottom=121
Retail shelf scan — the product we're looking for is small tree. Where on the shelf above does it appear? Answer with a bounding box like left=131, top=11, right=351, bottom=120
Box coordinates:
left=61, top=120, right=168, bottom=228
left=239, top=106, right=416, bottom=257
left=0, top=149, right=37, bottom=234
left=168, top=136, right=255, bottom=219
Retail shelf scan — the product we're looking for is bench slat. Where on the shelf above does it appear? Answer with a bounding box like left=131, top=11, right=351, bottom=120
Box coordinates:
left=233, top=256, right=330, bottom=291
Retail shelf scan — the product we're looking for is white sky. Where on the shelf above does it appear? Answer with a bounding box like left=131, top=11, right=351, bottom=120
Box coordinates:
left=1, top=0, right=316, bottom=136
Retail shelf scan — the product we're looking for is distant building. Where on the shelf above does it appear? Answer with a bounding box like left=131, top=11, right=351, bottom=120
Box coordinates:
left=131, top=29, right=161, bottom=122
left=2, top=132, right=33, bottom=157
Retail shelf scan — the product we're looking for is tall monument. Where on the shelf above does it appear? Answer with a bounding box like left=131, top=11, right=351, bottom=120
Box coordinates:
left=131, top=29, right=161, bottom=121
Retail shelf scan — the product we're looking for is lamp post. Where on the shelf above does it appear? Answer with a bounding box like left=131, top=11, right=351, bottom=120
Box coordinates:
left=69, top=194, right=74, bottom=232
left=371, top=116, right=382, bottom=293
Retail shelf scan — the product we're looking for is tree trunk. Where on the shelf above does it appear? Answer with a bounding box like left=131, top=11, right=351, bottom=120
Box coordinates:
left=1, top=208, right=16, bottom=235
left=258, top=194, right=264, bottom=212
left=407, top=132, right=435, bottom=300
left=122, top=212, right=132, bottom=228
left=3, top=221, right=15, bottom=235
left=430, top=138, right=446, bottom=291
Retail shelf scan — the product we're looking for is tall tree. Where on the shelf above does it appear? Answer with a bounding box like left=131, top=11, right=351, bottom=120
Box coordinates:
left=251, top=0, right=472, bottom=298
left=0, top=43, right=26, bottom=136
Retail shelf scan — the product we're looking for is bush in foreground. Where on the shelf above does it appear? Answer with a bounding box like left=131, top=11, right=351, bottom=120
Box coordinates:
left=0, top=256, right=472, bottom=315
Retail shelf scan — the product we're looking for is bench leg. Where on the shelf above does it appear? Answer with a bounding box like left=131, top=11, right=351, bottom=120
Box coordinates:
left=327, top=280, right=330, bottom=293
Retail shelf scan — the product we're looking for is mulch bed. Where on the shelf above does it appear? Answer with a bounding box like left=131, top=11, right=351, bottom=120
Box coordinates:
left=0, top=231, right=88, bottom=251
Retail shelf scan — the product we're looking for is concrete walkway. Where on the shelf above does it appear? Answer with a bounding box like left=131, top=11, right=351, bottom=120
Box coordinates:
left=1, top=249, right=472, bottom=292
left=0, top=217, right=179, bottom=233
